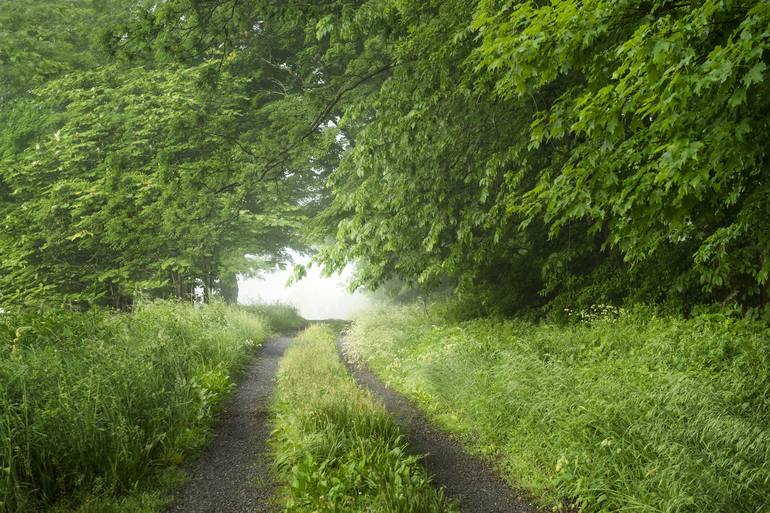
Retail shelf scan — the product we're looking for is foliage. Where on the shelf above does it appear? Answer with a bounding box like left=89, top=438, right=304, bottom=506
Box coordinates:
left=471, top=0, right=770, bottom=310
left=346, top=305, right=770, bottom=512
left=1, top=59, right=305, bottom=308
left=275, top=0, right=768, bottom=314
left=4, top=0, right=770, bottom=312
left=0, top=302, right=268, bottom=513
left=242, top=303, right=307, bottom=333
left=271, top=324, right=455, bottom=513
left=0, top=0, right=336, bottom=309
left=0, top=0, right=131, bottom=102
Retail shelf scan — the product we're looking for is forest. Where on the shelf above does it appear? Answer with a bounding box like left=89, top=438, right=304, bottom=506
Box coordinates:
left=1, top=1, right=769, bottom=513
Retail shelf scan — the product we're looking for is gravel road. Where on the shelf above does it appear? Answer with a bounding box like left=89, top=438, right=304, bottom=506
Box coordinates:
left=165, top=336, right=292, bottom=513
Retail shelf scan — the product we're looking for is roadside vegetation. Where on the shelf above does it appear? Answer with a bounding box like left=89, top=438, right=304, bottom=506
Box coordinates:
left=2, top=1, right=769, bottom=512
left=0, top=302, right=269, bottom=513
left=243, top=303, right=307, bottom=334
left=271, top=325, right=456, bottom=513
left=345, top=305, right=770, bottom=513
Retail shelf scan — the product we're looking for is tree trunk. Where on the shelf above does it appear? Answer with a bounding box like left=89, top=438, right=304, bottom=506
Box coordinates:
left=220, top=273, right=239, bottom=305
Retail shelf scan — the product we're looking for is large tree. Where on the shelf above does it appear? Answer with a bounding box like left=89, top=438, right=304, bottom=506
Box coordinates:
left=1, top=62, right=309, bottom=307
left=318, top=0, right=770, bottom=313
left=0, top=0, right=335, bottom=308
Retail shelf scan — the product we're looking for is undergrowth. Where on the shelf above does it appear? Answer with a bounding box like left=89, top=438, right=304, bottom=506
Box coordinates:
left=271, top=324, right=455, bottom=513
left=346, top=305, right=770, bottom=513
left=0, top=302, right=269, bottom=513
left=242, top=303, right=307, bottom=334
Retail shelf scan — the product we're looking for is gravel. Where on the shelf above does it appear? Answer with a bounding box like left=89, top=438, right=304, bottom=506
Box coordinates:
left=165, top=336, right=291, bottom=513
left=337, top=337, right=543, bottom=513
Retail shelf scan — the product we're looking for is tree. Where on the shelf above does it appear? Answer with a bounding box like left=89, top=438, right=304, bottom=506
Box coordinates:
left=471, top=0, right=770, bottom=310
left=0, top=1, right=350, bottom=309
left=1, top=57, right=324, bottom=307
left=5, top=0, right=769, bottom=314
left=314, top=0, right=770, bottom=313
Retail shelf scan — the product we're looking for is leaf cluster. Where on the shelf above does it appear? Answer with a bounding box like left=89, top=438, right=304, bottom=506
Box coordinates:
left=310, top=0, right=770, bottom=314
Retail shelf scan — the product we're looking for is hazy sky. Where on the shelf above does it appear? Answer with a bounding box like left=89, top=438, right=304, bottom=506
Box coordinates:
left=238, top=252, right=375, bottom=320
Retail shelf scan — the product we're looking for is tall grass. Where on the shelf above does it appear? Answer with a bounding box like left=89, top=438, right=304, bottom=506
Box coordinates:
left=271, top=325, right=456, bottom=513
left=0, top=302, right=268, bottom=513
left=346, top=305, right=770, bottom=513
left=242, top=303, right=307, bottom=333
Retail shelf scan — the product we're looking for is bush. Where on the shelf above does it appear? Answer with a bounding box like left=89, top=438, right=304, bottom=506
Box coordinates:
left=0, top=302, right=268, bottom=513
left=346, top=305, right=770, bottom=512
left=242, top=303, right=306, bottom=333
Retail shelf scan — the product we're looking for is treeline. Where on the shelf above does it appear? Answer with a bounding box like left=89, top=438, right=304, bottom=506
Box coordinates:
left=2, top=1, right=769, bottom=315
left=0, top=1, right=321, bottom=309
left=307, top=0, right=770, bottom=316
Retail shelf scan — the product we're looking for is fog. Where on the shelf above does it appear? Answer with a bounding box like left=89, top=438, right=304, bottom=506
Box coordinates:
left=238, top=253, right=375, bottom=320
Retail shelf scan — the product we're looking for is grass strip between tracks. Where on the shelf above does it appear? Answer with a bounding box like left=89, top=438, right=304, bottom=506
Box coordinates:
left=270, top=325, right=456, bottom=513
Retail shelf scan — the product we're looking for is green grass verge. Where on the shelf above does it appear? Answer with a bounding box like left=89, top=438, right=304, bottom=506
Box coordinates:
left=271, top=324, right=456, bottom=513
left=1, top=301, right=269, bottom=513
left=242, top=303, right=307, bottom=334
left=346, top=305, right=770, bottom=513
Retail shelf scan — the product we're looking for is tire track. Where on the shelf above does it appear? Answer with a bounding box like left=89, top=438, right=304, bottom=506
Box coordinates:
left=337, top=337, right=541, bottom=513
left=165, top=336, right=292, bottom=513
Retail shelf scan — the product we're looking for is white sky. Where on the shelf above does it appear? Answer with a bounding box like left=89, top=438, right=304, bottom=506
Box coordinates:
left=238, top=252, right=375, bottom=320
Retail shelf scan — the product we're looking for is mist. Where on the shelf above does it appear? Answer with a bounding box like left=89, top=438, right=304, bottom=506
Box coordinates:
left=238, top=253, right=375, bottom=320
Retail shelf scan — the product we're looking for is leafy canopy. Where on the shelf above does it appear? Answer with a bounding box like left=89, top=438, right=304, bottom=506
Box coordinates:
left=3, top=0, right=770, bottom=314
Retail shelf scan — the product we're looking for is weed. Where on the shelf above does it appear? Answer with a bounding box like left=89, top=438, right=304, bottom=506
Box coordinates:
left=0, top=301, right=268, bottom=513
left=242, top=303, right=307, bottom=334
left=346, top=305, right=770, bottom=513
left=271, top=325, right=455, bottom=512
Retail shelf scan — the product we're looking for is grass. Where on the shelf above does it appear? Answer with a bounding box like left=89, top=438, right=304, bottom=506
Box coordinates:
left=345, top=305, right=770, bottom=513
left=270, top=324, right=456, bottom=513
left=242, top=303, right=307, bottom=334
left=0, top=301, right=269, bottom=513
